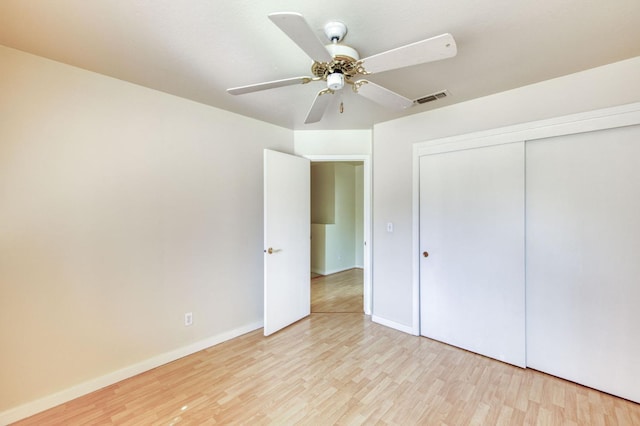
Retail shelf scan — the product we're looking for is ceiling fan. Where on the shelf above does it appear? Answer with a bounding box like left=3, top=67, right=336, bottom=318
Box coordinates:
left=227, top=12, right=457, bottom=124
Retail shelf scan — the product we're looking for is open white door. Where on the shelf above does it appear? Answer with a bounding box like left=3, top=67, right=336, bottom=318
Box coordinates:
left=264, top=149, right=310, bottom=336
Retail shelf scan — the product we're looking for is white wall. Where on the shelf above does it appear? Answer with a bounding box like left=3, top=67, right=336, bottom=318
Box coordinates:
left=372, top=56, right=640, bottom=329
left=324, top=164, right=357, bottom=274
left=0, top=45, right=293, bottom=418
left=354, top=165, right=364, bottom=268
left=294, top=130, right=371, bottom=155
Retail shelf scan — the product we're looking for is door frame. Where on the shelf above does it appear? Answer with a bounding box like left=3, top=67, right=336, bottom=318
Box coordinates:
left=304, top=154, right=372, bottom=315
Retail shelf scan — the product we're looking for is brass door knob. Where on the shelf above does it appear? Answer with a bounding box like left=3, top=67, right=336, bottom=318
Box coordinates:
left=423, top=251, right=429, bottom=258
left=267, top=247, right=274, bottom=254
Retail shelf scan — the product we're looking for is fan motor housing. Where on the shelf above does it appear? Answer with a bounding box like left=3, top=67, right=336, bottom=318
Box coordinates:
left=311, top=43, right=361, bottom=83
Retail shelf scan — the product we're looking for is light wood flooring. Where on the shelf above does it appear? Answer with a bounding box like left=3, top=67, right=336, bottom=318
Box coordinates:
left=311, top=268, right=363, bottom=313
left=14, top=271, right=640, bottom=425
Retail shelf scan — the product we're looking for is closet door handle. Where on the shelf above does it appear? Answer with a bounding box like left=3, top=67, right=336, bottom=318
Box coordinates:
left=423, top=251, right=429, bottom=258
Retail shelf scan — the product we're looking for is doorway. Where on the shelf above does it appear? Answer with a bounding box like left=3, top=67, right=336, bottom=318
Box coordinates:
left=304, top=155, right=372, bottom=315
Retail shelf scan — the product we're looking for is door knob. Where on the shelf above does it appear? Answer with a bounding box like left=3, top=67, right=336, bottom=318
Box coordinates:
left=265, top=247, right=282, bottom=254
left=423, top=251, right=429, bottom=258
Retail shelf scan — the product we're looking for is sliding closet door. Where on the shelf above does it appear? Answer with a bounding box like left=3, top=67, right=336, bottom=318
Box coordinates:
left=526, top=125, right=640, bottom=403
left=420, top=142, right=525, bottom=367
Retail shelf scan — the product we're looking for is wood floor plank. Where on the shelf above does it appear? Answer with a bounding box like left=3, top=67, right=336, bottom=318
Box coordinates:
left=311, top=269, right=363, bottom=313
left=12, top=273, right=640, bottom=425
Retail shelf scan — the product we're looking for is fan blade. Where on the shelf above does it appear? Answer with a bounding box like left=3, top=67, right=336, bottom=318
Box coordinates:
left=227, top=76, right=314, bottom=95
left=304, top=90, right=334, bottom=124
left=268, top=12, right=333, bottom=63
left=361, top=33, right=457, bottom=74
left=354, top=80, right=414, bottom=110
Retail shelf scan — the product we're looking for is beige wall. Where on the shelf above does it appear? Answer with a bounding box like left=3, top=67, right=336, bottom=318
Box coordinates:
left=0, top=46, right=293, bottom=415
left=310, top=163, right=363, bottom=275
left=372, top=56, right=640, bottom=329
left=310, top=163, right=335, bottom=224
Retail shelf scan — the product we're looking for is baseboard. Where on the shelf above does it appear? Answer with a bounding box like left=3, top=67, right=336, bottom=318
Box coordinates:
left=311, top=265, right=362, bottom=277
left=372, top=315, right=418, bottom=336
left=322, top=266, right=359, bottom=276
left=0, top=321, right=263, bottom=425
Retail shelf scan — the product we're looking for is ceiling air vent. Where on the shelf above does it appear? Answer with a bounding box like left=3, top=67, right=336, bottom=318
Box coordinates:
left=415, top=90, right=449, bottom=104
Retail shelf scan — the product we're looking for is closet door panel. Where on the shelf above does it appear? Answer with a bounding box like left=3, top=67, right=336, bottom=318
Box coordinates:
left=420, top=142, right=525, bottom=367
left=526, top=124, right=640, bottom=403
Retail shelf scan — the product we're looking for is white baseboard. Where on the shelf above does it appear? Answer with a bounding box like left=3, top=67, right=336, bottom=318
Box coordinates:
left=372, top=315, right=418, bottom=336
left=0, top=321, right=263, bottom=425
left=312, top=266, right=363, bottom=277
left=322, top=267, right=348, bottom=275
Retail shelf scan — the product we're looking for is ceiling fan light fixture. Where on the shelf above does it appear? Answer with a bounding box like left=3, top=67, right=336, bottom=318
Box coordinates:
left=327, top=72, right=345, bottom=91
left=228, top=12, right=458, bottom=124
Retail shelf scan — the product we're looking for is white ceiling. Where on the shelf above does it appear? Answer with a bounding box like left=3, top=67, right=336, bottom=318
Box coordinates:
left=1, top=1, right=639, bottom=130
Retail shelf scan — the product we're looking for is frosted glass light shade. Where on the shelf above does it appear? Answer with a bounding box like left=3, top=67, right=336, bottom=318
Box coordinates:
left=327, top=72, right=344, bottom=91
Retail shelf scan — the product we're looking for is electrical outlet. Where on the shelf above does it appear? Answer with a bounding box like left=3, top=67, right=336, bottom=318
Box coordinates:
left=184, top=312, right=193, bottom=326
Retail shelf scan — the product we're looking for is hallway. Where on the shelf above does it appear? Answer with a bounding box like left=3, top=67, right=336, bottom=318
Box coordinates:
left=311, top=268, right=363, bottom=313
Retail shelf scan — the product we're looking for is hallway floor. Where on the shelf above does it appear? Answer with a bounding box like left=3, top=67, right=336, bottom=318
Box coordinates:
left=311, top=268, right=363, bottom=313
